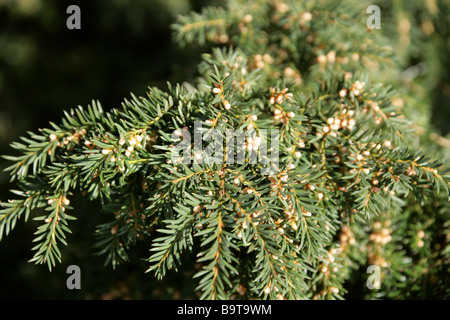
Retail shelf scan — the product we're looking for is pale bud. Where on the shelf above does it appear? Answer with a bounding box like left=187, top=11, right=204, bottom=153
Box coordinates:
left=330, top=287, right=339, bottom=294
left=243, top=14, right=253, bottom=23
left=269, top=96, right=275, bottom=105
left=129, top=137, right=137, bottom=146
left=193, top=205, right=201, bottom=213
left=330, top=124, right=340, bottom=131
left=223, top=100, right=231, bottom=110
left=275, top=94, right=284, bottom=104
left=290, top=221, right=298, bottom=231
left=194, top=152, right=202, bottom=161
left=326, top=50, right=336, bottom=64
left=317, top=54, right=327, bottom=64
left=264, top=286, right=271, bottom=295
left=301, top=11, right=312, bottom=22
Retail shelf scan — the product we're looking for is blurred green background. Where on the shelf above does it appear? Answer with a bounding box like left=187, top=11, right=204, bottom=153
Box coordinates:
left=0, top=0, right=449, bottom=299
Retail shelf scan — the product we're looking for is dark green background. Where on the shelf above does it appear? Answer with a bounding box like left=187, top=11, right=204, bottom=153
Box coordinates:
left=0, top=0, right=214, bottom=300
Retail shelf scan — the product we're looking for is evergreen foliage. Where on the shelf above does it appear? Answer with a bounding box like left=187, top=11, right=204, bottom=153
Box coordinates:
left=1, top=0, right=449, bottom=299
